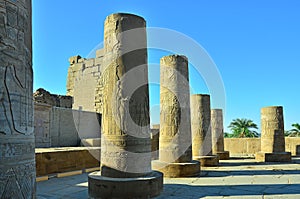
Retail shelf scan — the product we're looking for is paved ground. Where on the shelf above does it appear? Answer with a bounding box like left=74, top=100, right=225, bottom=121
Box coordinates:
left=37, top=157, right=300, bottom=199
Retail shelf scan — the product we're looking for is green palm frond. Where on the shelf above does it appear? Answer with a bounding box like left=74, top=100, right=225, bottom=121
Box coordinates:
left=228, top=118, right=259, bottom=138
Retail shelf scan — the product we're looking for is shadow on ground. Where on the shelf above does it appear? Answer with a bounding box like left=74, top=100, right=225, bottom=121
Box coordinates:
left=157, top=183, right=300, bottom=198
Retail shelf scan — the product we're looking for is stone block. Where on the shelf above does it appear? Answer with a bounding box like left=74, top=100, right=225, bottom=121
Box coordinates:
left=35, top=147, right=100, bottom=176
left=194, top=155, right=219, bottom=167
left=88, top=171, right=163, bottom=199
left=216, top=151, right=230, bottom=160
left=152, top=160, right=200, bottom=177
left=255, top=152, right=291, bottom=162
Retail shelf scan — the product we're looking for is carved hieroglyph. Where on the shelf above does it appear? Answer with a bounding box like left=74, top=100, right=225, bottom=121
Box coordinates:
left=159, top=55, right=193, bottom=163
left=191, top=94, right=212, bottom=156
left=0, top=0, right=35, bottom=198
left=261, top=106, right=285, bottom=153
left=100, top=13, right=152, bottom=176
left=89, top=13, right=162, bottom=199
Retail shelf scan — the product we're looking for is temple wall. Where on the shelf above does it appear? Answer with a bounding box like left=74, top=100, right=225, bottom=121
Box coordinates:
left=224, top=138, right=300, bottom=157
left=34, top=103, right=101, bottom=147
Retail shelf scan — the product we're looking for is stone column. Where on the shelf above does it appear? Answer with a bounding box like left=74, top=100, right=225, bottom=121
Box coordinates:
left=88, top=13, right=163, bottom=199
left=0, top=0, right=36, bottom=198
left=152, top=55, right=200, bottom=177
left=191, top=94, right=219, bottom=166
left=211, top=109, right=230, bottom=160
left=151, top=124, right=160, bottom=160
left=256, top=106, right=291, bottom=162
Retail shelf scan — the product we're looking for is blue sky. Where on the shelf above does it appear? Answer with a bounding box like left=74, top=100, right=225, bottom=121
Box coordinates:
left=33, top=0, right=300, bottom=133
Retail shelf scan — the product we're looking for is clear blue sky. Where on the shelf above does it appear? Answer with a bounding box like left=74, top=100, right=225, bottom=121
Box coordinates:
left=33, top=0, right=300, bottom=133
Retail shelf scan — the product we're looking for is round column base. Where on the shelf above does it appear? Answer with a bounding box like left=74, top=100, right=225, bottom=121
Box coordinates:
left=152, top=160, right=200, bottom=178
left=216, top=151, right=230, bottom=160
left=255, top=152, right=291, bottom=162
left=194, top=155, right=219, bottom=167
left=88, top=171, right=163, bottom=199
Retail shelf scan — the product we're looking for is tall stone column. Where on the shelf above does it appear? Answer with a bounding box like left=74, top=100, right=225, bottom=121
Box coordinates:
left=0, top=0, right=35, bottom=198
left=152, top=55, right=200, bottom=177
left=211, top=109, right=230, bottom=160
left=256, top=106, right=291, bottom=162
left=191, top=94, right=219, bottom=166
left=88, top=13, right=163, bottom=199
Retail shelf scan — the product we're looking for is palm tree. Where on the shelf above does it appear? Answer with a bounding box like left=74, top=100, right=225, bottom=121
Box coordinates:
left=228, top=118, right=259, bottom=138
left=224, top=132, right=233, bottom=138
left=287, top=123, right=300, bottom=137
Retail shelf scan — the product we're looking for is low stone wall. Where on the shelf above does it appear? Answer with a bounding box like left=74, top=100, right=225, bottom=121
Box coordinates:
left=224, top=138, right=300, bottom=157
left=34, top=103, right=101, bottom=147
left=35, top=147, right=100, bottom=177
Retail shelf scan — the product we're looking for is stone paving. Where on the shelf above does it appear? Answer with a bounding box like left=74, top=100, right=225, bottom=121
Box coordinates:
left=37, top=157, right=300, bottom=199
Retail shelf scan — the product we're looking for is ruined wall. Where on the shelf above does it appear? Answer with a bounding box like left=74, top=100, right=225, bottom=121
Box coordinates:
left=34, top=103, right=101, bottom=147
left=66, top=49, right=104, bottom=112
left=34, top=88, right=72, bottom=108
left=224, top=138, right=300, bottom=156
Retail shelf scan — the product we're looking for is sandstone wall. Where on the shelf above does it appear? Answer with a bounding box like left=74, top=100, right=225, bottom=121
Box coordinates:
left=66, top=49, right=104, bottom=112
left=36, top=147, right=100, bottom=177
left=34, top=103, right=101, bottom=147
left=224, top=138, right=300, bottom=156
left=34, top=88, right=72, bottom=108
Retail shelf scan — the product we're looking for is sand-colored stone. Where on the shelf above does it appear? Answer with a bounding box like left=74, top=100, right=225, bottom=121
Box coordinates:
left=224, top=137, right=300, bottom=157
left=256, top=106, right=291, bottom=162
left=33, top=88, right=72, bottom=108
left=190, top=94, right=219, bottom=166
left=34, top=103, right=101, bottom=147
left=211, top=109, right=230, bottom=160
left=66, top=49, right=105, bottom=112
left=152, top=55, right=200, bottom=177
left=35, top=147, right=100, bottom=177
left=0, top=0, right=36, bottom=198
left=224, top=138, right=261, bottom=157
left=88, top=13, right=163, bottom=198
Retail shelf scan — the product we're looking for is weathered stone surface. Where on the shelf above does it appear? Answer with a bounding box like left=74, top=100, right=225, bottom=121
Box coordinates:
left=33, top=88, right=72, bottom=108
left=88, top=13, right=163, bottom=198
left=256, top=152, right=291, bottom=162
left=224, top=138, right=300, bottom=157
left=190, top=94, right=219, bottom=166
left=195, top=155, right=219, bottom=167
left=211, top=109, right=230, bottom=160
left=35, top=147, right=100, bottom=177
left=67, top=52, right=104, bottom=112
left=225, top=138, right=260, bottom=157
left=34, top=103, right=101, bottom=147
left=89, top=171, right=163, bottom=199
left=153, top=55, right=200, bottom=177
left=0, top=0, right=36, bottom=198
left=191, top=94, right=212, bottom=156
left=256, top=106, right=291, bottom=162
left=34, top=103, right=52, bottom=147
left=151, top=124, right=160, bottom=160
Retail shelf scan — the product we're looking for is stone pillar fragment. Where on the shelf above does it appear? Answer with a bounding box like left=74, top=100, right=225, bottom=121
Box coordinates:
left=0, top=0, right=36, bottom=198
left=152, top=55, right=200, bottom=177
left=151, top=124, right=160, bottom=160
left=211, top=109, right=230, bottom=160
left=256, top=106, right=291, bottom=162
left=88, top=13, right=163, bottom=199
left=191, top=94, right=219, bottom=166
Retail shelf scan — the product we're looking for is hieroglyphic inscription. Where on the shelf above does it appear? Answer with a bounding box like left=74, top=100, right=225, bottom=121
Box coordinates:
left=159, top=55, right=193, bottom=163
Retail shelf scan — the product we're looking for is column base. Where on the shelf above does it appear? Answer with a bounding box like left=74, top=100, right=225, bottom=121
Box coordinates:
left=152, top=160, right=200, bottom=178
left=255, top=152, right=291, bottom=162
left=216, top=151, right=230, bottom=160
left=88, top=171, right=163, bottom=199
left=194, top=155, right=219, bottom=166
